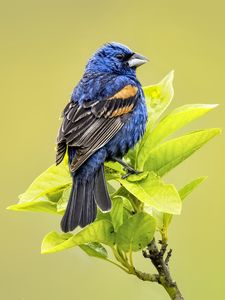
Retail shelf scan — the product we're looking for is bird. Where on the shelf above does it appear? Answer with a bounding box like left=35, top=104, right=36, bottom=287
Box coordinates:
left=56, top=42, right=148, bottom=233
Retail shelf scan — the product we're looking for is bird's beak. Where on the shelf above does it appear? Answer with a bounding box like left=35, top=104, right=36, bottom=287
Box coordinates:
left=128, top=53, right=149, bottom=68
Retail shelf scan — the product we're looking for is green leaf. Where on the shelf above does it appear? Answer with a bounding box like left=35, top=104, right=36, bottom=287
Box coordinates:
left=143, top=71, right=174, bottom=127
left=104, top=161, right=124, bottom=174
left=122, top=198, right=134, bottom=213
left=148, top=208, right=164, bottom=230
left=179, top=176, right=207, bottom=201
left=116, top=212, right=156, bottom=252
left=124, top=148, right=136, bottom=167
left=127, top=171, right=149, bottom=182
left=96, top=210, right=111, bottom=222
left=7, top=197, right=58, bottom=214
left=107, top=181, right=118, bottom=194
left=136, top=72, right=174, bottom=167
left=7, top=188, right=68, bottom=214
left=79, top=242, right=108, bottom=259
left=41, top=220, right=115, bottom=254
left=110, top=196, right=124, bottom=231
left=164, top=176, right=208, bottom=227
left=118, top=172, right=181, bottom=215
left=21, top=158, right=71, bottom=203
left=41, top=232, right=73, bottom=252
left=7, top=157, right=71, bottom=213
left=155, top=176, right=207, bottom=230
left=126, top=71, right=174, bottom=168
left=104, top=161, right=124, bottom=180
left=57, top=186, right=72, bottom=213
left=138, top=104, right=218, bottom=169
left=143, top=128, right=221, bottom=176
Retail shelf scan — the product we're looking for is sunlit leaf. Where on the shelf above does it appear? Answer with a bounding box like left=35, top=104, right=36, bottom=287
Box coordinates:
left=116, top=212, right=156, bottom=252
left=7, top=188, right=67, bottom=214
left=41, top=220, right=115, bottom=254
left=143, top=71, right=174, bottom=127
left=7, top=197, right=58, bottom=214
left=96, top=210, right=111, bottom=222
left=20, top=158, right=70, bottom=203
left=127, top=171, right=149, bottom=182
left=7, top=157, right=71, bottom=213
left=110, top=196, right=124, bottom=231
left=124, top=148, right=136, bottom=167
left=179, top=176, right=207, bottom=201
left=118, top=172, right=181, bottom=215
left=104, top=161, right=124, bottom=180
left=136, top=71, right=174, bottom=168
left=104, top=161, right=124, bottom=174
left=138, top=104, right=218, bottom=169
left=143, top=128, right=221, bottom=176
left=57, top=186, right=71, bottom=213
left=163, top=176, right=208, bottom=228
left=107, top=181, right=118, bottom=194
left=126, top=71, right=174, bottom=168
left=151, top=104, right=217, bottom=148
left=79, top=242, right=108, bottom=259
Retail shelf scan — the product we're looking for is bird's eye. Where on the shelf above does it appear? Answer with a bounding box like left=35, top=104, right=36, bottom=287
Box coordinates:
left=116, top=54, right=124, bottom=60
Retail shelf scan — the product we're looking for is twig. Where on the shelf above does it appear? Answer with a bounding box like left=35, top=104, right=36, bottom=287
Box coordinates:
left=134, top=269, right=160, bottom=282
left=165, top=249, right=173, bottom=266
left=159, top=239, right=168, bottom=257
left=142, top=239, right=184, bottom=300
left=106, top=258, right=130, bottom=273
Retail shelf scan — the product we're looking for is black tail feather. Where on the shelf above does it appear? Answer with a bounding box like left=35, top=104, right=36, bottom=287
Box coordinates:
left=61, top=179, right=83, bottom=232
left=90, top=195, right=97, bottom=224
left=79, top=179, right=96, bottom=227
left=79, top=185, right=89, bottom=228
left=60, top=182, right=76, bottom=232
left=69, top=181, right=85, bottom=229
left=94, top=165, right=111, bottom=212
left=61, top=164, right=111, bottom=233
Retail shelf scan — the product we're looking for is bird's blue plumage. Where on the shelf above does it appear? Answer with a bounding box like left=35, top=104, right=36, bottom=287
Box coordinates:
left=57, top=42, right=148, bottom=232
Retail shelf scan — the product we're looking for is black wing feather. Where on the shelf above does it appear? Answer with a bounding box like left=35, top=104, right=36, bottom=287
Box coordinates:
left=56, top=85, right=138, bottom=170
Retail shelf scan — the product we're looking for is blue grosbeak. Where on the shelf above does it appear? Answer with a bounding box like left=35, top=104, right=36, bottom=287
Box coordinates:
left=56, top=42, right=148, bottom=232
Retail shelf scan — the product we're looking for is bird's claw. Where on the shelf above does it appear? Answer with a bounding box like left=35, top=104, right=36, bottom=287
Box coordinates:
left=122, top=169, right=142, bottom=179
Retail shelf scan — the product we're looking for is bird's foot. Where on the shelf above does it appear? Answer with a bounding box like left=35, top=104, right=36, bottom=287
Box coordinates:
left=122, top=169, right=142, bottom=179
left=111, top=156, right=142, bottom=179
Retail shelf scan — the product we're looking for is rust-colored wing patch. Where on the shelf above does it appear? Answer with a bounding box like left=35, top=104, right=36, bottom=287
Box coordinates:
left=111, top=103, right=134, bottom=117
left=87, top=84, right=139, bottom=118
left=109, top=85, right=138, bottom=100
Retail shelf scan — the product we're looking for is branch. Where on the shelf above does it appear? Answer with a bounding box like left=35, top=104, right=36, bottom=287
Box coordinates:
left=134, top=269, right=159, bottom=282
left=142, top=238, right=184, bottom=300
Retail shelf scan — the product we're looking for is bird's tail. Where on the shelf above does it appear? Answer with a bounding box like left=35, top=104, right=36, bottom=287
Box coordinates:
left=61, top=164, right=111, bottom=233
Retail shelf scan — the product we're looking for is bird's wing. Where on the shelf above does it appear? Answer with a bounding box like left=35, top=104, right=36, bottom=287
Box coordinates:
left=56, top=84, right=139, bottom=172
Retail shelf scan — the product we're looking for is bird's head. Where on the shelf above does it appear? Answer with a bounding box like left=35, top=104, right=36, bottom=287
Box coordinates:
left=85, top=42, right=148, bottom=76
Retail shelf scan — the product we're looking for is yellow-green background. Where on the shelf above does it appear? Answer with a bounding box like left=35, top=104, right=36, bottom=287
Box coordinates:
left=1, top=0, right=224, bottom=299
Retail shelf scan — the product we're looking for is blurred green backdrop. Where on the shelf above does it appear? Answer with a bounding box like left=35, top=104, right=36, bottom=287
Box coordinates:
left=1, top=0, right=224, bottom=299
